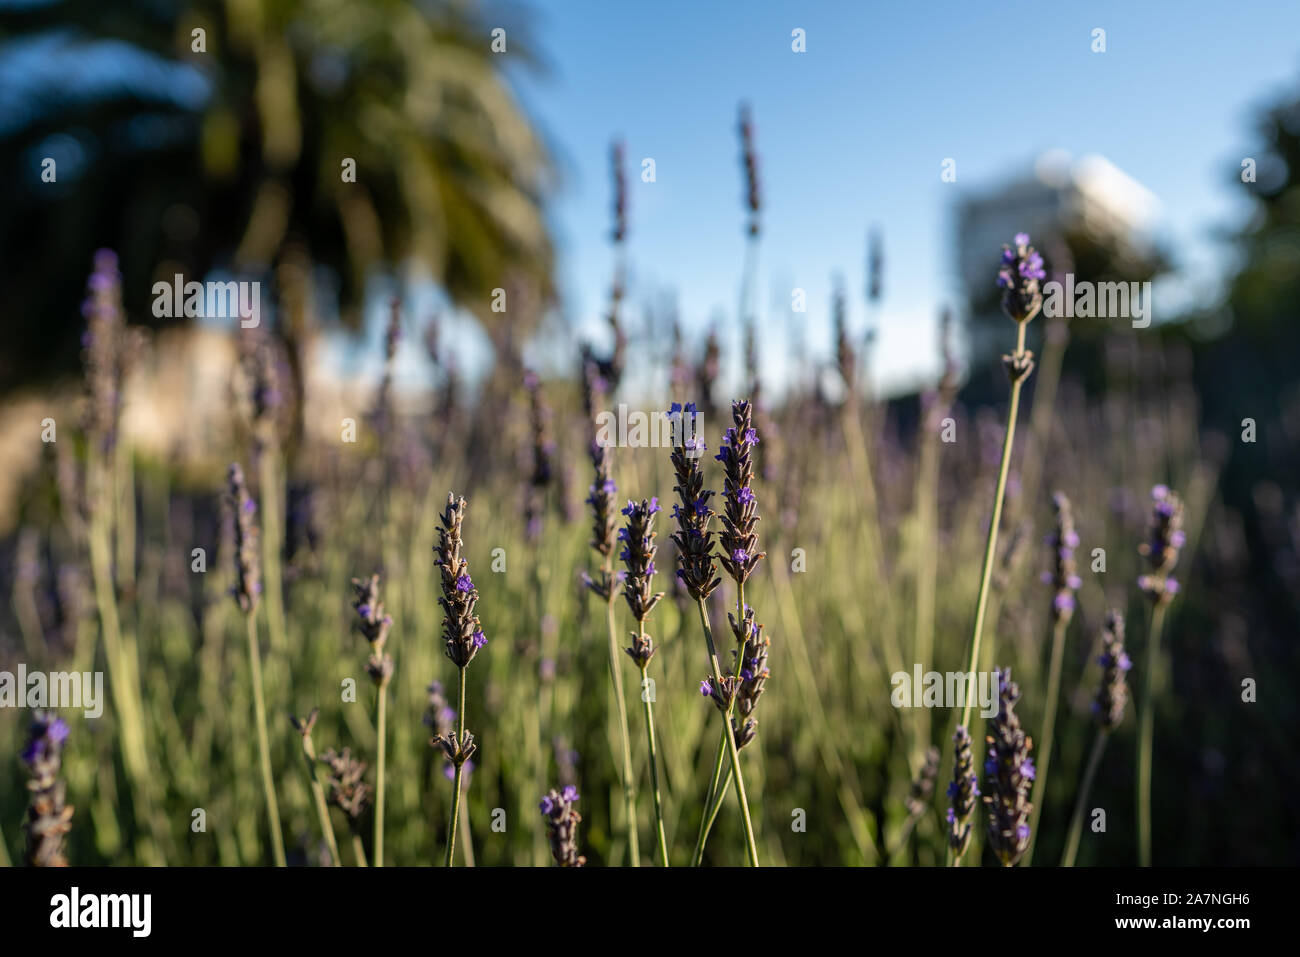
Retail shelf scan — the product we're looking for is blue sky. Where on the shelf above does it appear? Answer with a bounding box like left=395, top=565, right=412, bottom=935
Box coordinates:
left=508, top=0, right=1300, bottom=395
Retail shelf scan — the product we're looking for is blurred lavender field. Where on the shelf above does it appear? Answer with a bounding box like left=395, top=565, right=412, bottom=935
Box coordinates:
left=0, top=1, right=1297, bottom=867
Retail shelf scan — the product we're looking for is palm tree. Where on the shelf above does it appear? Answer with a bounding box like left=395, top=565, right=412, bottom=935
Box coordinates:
left=0, top=0, right=556, bottom=389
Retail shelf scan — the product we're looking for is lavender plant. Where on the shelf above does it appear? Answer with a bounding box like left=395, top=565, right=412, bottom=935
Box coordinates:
left=983, top=668, right=1036, bottom=867
left=1025, top=491, right=1082, bottom=863
left=80, top=250, right=160, bottom=863
left=432, top=493, right=488, bottom=866
left=424, top=681, right=475, bottom=864
left=239, top=326, right=290, bottom=658
left=1063, top=611, right=1131, bottom=866
left=688, top=400, right=764, bottom=866
left=540, top=785, right=587, bottom=867
left=351, top=574, right=394, bottom=866
left=949, top=233, right=1043, bottom=865
left=945, top=725, right=979, bottom=861
left=619, top=497, right=669, bottom=866
left=887, top=745, right=940, bottom=860
left=319, top=746, right=372, bottom=866
left=226, top=462, right=286, bottom=867
left=581, top=437, right=641, bottom=865
left=289, top=709, right=340, bottom=866
left=21, top=711, right=73, bottom=867
left=1136, top=484, right=1184, bottom=867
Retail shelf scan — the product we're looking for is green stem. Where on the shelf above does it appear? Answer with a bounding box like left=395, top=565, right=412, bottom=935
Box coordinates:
left=695, top=598, right=759, bottom=866
left=638, top=656, right=670, bottom=866
left=257, top=450, right=289, bottom=656
left=351, top=831, right=369, bottom=867
left=1062, top=731, right=1109, bottom=867
left=948, top=321, right=1030, bottom=869
left=605, top=595, right=641, bottom=866
left=245, top=613, right=285, bottom=867
left=444, top=665, right=467, bottom=867
left=300, top=734, right=340, bottom=866
left=87, top=454, right=163, bottom=865
left=959, top=321, right=1028, bottom=732
left=375, top=681, right=387, bottom=867
left=1025, top=615, right=1068, bottom=865
left=1137, top=602, right=1167, bottom=867
left=692, top=727, right=728, bottom=866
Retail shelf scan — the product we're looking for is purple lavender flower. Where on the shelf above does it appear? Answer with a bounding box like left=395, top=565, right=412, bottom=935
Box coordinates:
left=668, top=403, right=721, bottom=601
left=1094, top=611, right=1131, bottom=730
left=997, top=232, right=1046, bottom=323
left=432, top=493, right=484, bottom=779
left=947, top=725, right=978, bottom=858
left=225, top=464, right=261, bottom=613
left=725, top=600, right=772, bottom=751
left=80, top=250, right=138, bottom=456
left=620, top=498, right=665, bottom=667
left=1138, top=485, right=1185, bottom=605
left=351, top=573, right=394, bottom=686
left=539, top=786, right=587, bottom=867
left=983, top=668, right=1036, bottom=866
left=21, top=711, right=73, bottom=867
left=1044, top=491, right=1082, bottom=626
left=716, top=400, right=765, bottom=586
left=583, top=438, right=620, bottom=601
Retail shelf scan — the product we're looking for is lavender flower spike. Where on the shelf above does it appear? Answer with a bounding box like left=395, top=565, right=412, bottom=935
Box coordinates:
left=616, top=496, right=665, bottom=639
left=22, top=711, right=73, bottom=867
left=351, top=573, right=395, bottom=687
left=319, top=747, right=373, bottom=833
left=946, top=725, right=979, bottom=858
left=434, top=494, right=487, bottom=674
left=727, top=603, right=771, bottom=749
left=1044, top=491, right=1082, bottom=625
left=1094, top=611, right=1132, bottom=731
left=716, top=400, right=766, bottom=586
left=1137, top=484, right=1185, bottom=605
left=583, top=438, right=619, bottom=601
left=997, top=232, right=1046, bottom=324
left=226, top=463, right=261, bottom=613
left=983, top=668, right=1036, bottom=866
left=540, top=786, right=588, bottom=867
left=667, top=402, right=722, bottom=601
